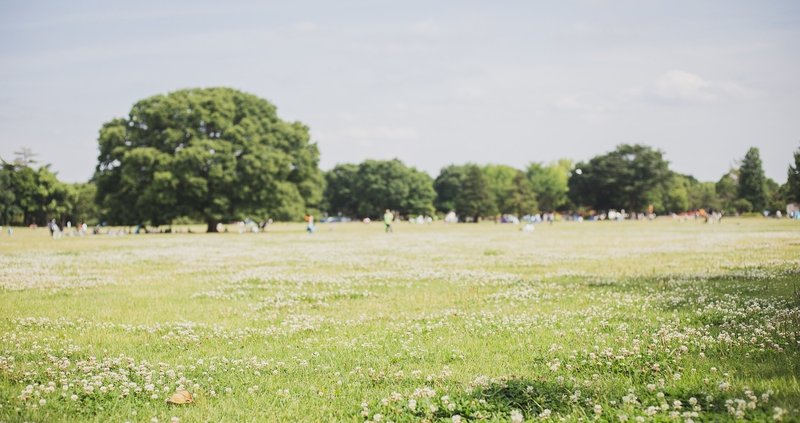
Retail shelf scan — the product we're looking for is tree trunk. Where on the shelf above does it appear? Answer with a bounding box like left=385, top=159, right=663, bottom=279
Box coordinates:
left=207, top=221, right=218, bottom=233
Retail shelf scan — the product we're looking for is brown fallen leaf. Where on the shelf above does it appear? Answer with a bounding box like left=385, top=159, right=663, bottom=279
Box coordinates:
left=166, top=390, right=193, bottom=405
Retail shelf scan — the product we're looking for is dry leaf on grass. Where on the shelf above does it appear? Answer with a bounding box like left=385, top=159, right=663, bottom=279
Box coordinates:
left=166, top=390, right=193, bottom=405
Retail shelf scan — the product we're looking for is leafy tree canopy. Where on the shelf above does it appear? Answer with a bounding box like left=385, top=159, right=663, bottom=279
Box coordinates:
left=94, top=88, right=323, bottom=230
left=433, top=165, right=465, bottom=213
left=527, top=159, right=572, bottom=212
left=323, top=159, right=435, bottom=218
left=0, top=159, right=83, bottom=226
left=737, top=147, right=767, bottom=211
left=568, top=144, right=671, bottom=213
left=433, top=164, right=496, bottom=221
left=480, top=164, right=538, bottom=216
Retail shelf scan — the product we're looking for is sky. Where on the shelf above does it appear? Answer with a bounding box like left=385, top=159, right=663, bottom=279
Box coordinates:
left=1, top=0, right=798, bottom=183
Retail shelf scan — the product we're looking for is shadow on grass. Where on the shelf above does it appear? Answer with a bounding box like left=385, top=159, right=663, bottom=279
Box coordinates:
left=432, top=377, right=575, bottom=420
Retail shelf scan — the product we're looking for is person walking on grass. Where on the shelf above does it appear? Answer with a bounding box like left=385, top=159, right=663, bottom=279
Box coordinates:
left=383, top=209, right=394, bottom=233
left=305, top=213, right=315, bottom=234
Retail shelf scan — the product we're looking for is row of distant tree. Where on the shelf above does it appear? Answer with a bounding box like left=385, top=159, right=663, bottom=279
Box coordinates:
left=324, top=144, right=798, bottom=221
left=0, top=149, right=98, bottom=227
left=1, top=88, right=799, bottom=229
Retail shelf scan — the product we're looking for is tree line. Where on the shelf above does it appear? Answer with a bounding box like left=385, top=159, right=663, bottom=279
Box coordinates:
left=324, top=144, right=797, bottom=220
left=0, top=149, right=98, bottom=227
left=1, top=88, right=799, bottom=228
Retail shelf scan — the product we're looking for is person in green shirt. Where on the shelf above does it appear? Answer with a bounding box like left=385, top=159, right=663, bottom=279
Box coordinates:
left=383, top=209, right=394, bottom=233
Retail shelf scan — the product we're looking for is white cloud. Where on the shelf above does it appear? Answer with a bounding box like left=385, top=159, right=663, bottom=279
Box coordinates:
left=652, top=70, right=715, bottom=102
left=644, top=70, right=757, bottom=105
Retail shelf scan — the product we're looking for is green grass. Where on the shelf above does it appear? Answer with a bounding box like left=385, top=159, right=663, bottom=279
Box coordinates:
left=0, top=218, right=798, bottom=422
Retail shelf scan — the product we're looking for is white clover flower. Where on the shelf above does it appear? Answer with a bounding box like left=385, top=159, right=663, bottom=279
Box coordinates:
left=510, top=409, right=524, bottom=423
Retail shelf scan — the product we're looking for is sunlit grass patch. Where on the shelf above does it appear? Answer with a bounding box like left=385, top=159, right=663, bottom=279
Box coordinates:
left=1, top=219, right=798, bottom=421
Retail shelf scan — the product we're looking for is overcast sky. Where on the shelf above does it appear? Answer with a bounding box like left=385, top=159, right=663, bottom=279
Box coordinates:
left=1, top=0, right=798, bottom=183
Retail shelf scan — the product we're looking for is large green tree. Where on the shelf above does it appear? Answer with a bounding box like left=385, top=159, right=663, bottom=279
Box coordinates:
left=505, top=171, right=538, bottom=217
left=433, top=164, right=496, bottom=221
left=482, top=164, right=535, bottom=215
left=94, top=88, right=323, bottom=231
left=66, top=182, right=100, bottom=225
left=688, top=181, right=722, bottom=211
left=433, top=165, right=465, bottom=213
left=568, top=144, right=671, bottom=213
left=458, top=164, right=496, bottom=221
left=737, top=147, right=767, bottom=211
left=354, top=159, right=435, bottom=218
left=648, top=173, right=722, bottom=213
left=323, top=159, right=435, bottom=218
left=323, top=163, right=359, bottom=217
left=527, top=159, right=571, bottom=212
left=657, top=173, right=691, bottom=213
left=0, top=159, right=72, bottom=226
left=716, top=169, right=739, bottom=213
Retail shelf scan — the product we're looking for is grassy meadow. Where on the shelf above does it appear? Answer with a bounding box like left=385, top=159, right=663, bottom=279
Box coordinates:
left=0, top=219, right=799, bottom=422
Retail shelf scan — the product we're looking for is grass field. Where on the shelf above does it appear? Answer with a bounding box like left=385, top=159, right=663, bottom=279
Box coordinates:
left=1, top=219, right=799, bottom=422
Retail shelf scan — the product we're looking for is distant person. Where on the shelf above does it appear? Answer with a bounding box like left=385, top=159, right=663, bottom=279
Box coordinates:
left=383, top=209, right=394, bottom=233
left=305, top=213, right=315, bottom=234
left=49, top=219, right=61, bottom=239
